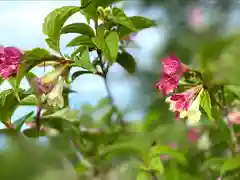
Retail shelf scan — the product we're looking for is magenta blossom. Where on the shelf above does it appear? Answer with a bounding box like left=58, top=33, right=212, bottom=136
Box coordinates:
left=0, top=46, right=23, bottom=79
left=156, top=54, right=189, bottom=95
left=156, top=74, right=180, bottom=96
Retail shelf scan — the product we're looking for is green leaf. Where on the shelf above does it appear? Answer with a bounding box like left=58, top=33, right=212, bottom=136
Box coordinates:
left=105, top=31, right=119, bottom=62
left=80, top=0, right=122, bottom=20
left=67, top=35, right=94, bottom=47
left=13, top=111, right=35, bottom=131
left=99, top=108, right=114, bottom=125
left=0, top=89, right=28, bottom=123
left=23, top=128, right=46, bottom=137
left=61, top=23, right=95, bottom=37
left=74, top=48, right=95, bottom=71
left=220, top=156, right=240, bottom=175
left=149, top=156, right=164, bottom=173
left=150, top=145, right=187, bottom=165
left=42, top=6, right=80, bottom=52
left=203, top=157, right=227, bottom=171
left=95, top=97, right=111, bottom=110
left=116, top=51, right=136, bottom=74
left=119, top=16, right=156, bottom=38
left=108, top=8, right=137, bottom=31
left=20, top=95, right=37, bottom=106
left=15, top=48, right=53, bottom=93
left=71, top=70, right=93, bottom=81
left=137, top=170, right=151, bottom=180
left=200, top=89, right=213, bottom=121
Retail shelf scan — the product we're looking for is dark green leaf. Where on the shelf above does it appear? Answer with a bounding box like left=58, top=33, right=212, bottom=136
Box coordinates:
left=13, top=111, right=35, bottom=131
left=117, top=51, right=136, bottom=74
left=67, top=35, right=94, bottom=47
left=200, top=89, right=213, bottom=121
left=42, top=6, right=80, bottom=52
left=74, top=48, right=95, bottom=71
left=203, top=157, right=227, bottom=171
left=71, top=70, right=93, bottom=81
left=61, top=23, right=95, bottom=37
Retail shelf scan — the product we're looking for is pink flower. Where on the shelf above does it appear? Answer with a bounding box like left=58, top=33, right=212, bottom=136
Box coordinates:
left=166, top=85, right=203, bottom=123
left=156, top=74, right=180, bottom=96
left=187, top=128, right=200, bottom=144
left=156, top=55, right=188, bottom=95
left=228, top=111, right=240, bottom=124
left=34, top=77, right=54, bottom=95
left=217, top=177, right=222, bottom=180
left=0, top=46, right=23, bottom=79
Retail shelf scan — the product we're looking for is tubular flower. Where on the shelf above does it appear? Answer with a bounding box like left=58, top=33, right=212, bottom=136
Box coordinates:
left=166, top=85, right=203, bottom=123
left=34, top=77, right=54, bottom=95
left=156, top=55, right=189, bottom=95
left=0, top=46, right=23, bottom=79
left=46, top=76, right=65, bottom=108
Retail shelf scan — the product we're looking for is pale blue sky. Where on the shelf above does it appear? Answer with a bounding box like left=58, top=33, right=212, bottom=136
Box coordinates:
left=0, top=1, right=164, bottom=125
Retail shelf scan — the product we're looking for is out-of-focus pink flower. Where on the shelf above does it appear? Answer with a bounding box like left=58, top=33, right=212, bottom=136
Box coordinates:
left=156, top=55, right=189, bottom=96
left=228, top=111, right=240, bottom=124
left=25, top=122, right=45, bottom=131
left=0, top=46, right=23, bottom=79
left=217, top=176, right=222, bottom=180
left=187, top=128, right=200, bottom=144
left=188, top=7, right=207, bottom=32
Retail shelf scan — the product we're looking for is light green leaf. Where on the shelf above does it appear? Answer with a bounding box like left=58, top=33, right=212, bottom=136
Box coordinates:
left=150, top=145, right=187, bottom=165
left=99, top=108, right=114, bottom=125
left=137, top=170, right=151, bottom=180
left=74, top=48, right=95, bottom=71
left=200, top=89, right=213, bottom=121
left=95, top=97, right=111, bottom=110
left=220, top=156, right=240, bottom=175
left=42, top=6, right=80, bottom=52
left=116, top=51, right=136, bottom=74
left=105, top=31, right=119, bottom=62
left=149, top=156, right=164, bottom=173
left=108, top=8, right=137, bottom=31
left=61, top=23, right=95, bottom=37
left=119, top=16, right=157, bottom=38
left=67, top=35, right=94, bottom=47
left=20, top=95, right=38, bottom=106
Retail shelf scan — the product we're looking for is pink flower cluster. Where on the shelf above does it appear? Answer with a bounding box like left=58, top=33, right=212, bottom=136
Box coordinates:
left=0, top=46, right=22, bottom=79
left=156, top=55, right=188, bottom=96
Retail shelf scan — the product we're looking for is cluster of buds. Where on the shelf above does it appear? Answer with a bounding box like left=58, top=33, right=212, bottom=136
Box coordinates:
left=0, top=46, right=23, bottom=79
left=156, top=55, right=204, bottom=126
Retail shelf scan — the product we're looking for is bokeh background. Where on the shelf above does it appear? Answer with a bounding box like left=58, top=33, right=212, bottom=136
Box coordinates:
left=1, top=0, right=240, bottom=180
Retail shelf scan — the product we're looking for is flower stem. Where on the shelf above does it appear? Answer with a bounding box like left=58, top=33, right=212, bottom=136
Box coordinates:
left=35, top=106, right=42, bottom=137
